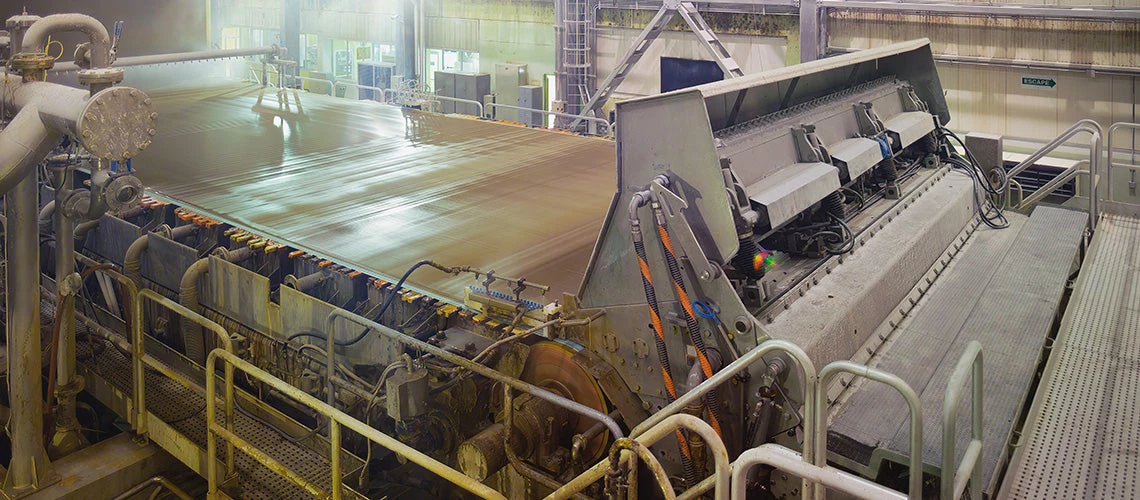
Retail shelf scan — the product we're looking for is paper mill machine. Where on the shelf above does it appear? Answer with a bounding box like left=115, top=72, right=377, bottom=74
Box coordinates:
left=2, top=9, right=1117, bottom=500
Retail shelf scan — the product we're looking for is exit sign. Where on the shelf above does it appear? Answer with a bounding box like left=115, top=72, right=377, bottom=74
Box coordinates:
left=1022, top=76, right=1057, bottom=90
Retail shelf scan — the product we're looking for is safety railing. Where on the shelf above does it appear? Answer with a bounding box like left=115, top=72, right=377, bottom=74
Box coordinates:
left=817, top=361, right=922, bottom=499
left=132, top=288, right=236, bottom=477
left=553, top=339, right=818, bottom=500
left=550, top=413, right=729, bottom=500
left=484, top=102, right=614, bottom=137
left=1106, top=122, right=1140, bottom=203
left=205, top=348, right=506, bottom=500
left=731, top=444, right=907, bottom=500
left=1006, top=119, right=1103, bottom=230
left=281, top=73, right=335, bottom=95
left=941, top=341, right=983, bottom=500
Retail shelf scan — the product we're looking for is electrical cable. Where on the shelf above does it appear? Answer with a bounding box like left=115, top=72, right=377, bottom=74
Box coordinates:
left=287, top=260, right=460, bottom=347
left=938, top=126, right=1009, bottom=229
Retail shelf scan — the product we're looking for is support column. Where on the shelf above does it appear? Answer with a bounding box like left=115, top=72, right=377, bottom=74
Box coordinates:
left=283, top=0, right=301, bottom=66
left=799, top=0, right=819, bottom=63
left=399, top=0, right=416, bottom=82
left=3, top=172, right=52, bottom=493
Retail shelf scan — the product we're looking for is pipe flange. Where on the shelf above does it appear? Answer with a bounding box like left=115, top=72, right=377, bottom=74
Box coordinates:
left=105, top=174, right=144, bottom=212
left=8, top=51, right=54, bottom=72
left=76, top=86, right=159, bottom=161
left=4, top=14, right=41, bottom=30
left=77, top=67, right=124, bottom=86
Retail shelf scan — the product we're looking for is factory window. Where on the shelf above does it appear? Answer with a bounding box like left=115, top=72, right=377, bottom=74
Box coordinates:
left=221, top=27, right=240, bottom=50
left=427, top=49, right=480, bottom=78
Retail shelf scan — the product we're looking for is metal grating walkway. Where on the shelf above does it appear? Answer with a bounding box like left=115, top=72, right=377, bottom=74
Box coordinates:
left=82, top=334, right=361, bottom=499
left=828, top=206, right=1087, bottom=493
left=999, top=214, right=1140, bottom=499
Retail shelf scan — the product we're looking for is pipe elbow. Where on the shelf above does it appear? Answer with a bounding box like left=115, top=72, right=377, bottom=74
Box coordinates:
left=123, top=233, right=149, bottom=283
left=0, top=106, right=61, bottom=195
left=21, top=14, right=112, bottom=69
left=179, top=258, right=210, bottom=296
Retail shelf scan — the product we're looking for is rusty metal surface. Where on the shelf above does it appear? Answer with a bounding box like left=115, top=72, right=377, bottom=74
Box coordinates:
left=132, top=82, right=617, bottom=303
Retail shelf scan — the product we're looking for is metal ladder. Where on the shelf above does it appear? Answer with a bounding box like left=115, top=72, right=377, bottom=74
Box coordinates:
left=561, top=0, right=594, bottom=118
left=569, top=1, right=744, bottom=129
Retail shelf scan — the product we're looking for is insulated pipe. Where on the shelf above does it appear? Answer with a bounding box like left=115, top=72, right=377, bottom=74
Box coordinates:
left=0, top=105, right=60, bottom=194
left=180, top=246, right=253, bottom=364
left=50, top=165, right=85, bottom=457
left=20, top=14, right=112, bottom=69
left=179, top=259, right=211, bottom=364
left=125, top=224, right=198, bottom=286
left=4, top=168, right=54, bottom=491
left=50, top=46, right=281, bottom=73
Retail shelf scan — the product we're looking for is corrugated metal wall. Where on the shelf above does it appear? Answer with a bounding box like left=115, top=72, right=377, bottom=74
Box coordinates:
left=830, top=12, right=1139, bottom=142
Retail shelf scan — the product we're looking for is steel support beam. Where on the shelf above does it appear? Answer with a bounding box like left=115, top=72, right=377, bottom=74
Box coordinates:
left=818, top=0, right=1140, bottom=21
left=800, top=0, right=820, bottom=62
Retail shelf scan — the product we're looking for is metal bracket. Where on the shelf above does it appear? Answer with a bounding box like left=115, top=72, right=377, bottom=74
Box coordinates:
left=792, top=124, right=832, bottom=164
left=649, top=180, right=721, bottom=282
left=853, top=102, right=885, bottom=137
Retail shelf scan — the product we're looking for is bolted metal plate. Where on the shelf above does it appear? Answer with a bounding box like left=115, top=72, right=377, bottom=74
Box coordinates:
left=76, top=86, right=158, bottom=161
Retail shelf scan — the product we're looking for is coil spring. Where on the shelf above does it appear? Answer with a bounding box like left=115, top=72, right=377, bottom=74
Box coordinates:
left=732, top=235, right=766, bottom=280
left=821, top=191, right=846, bottom=220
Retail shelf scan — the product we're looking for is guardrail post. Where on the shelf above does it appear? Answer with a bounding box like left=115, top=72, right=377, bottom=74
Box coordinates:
left=941, top=341, right=983, bottom=500
left=134, top=288, right=235, bottom=477
left=817, top=361, right=923, bottom=499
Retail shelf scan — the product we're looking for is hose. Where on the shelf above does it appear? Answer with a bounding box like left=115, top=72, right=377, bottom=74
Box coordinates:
left=652, top=200, right=726, bottom=440
left=629, top=191, right=698, bottom=485
left=287, top=260, right=467, bottom=347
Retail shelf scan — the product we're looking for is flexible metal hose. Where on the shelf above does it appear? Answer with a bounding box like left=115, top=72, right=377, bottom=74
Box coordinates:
left=653, top=203, right=726, bottom=440
left=630, top=192, right=698, bottom=485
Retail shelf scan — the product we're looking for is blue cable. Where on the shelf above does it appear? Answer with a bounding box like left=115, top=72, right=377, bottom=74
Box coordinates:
left=693, top=301, right=719, bottom=325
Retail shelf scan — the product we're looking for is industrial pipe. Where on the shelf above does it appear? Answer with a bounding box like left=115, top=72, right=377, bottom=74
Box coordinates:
left=49, top=164, right=85, bottom=458
left=124, top=224, right=198, bottom=286
left=3, top=167, right=53, bottom=491
left=21, top=14, right=112, bottom=69
left=51, top=46, right=281, bottom=73
left=0, top=105, right=61, bottom=193
left=179, top=258, right=211, bottom=364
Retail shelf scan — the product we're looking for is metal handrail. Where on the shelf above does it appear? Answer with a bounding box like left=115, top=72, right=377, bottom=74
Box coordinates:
left=1106, top=122, right=1140, bottom=203
left=484, top=102, right=613, bottom=136
left=205, top=348, right=506, bottom=500
left=1019, top=168, right=1087, bottom=208
left=281, top=73, right=336, bottom=94
left=133, top=288, right=236, bottom=478
left=817, top=361, right=922, bottom=499
left=627, top=339, right=820, bottom=499
left=941, top=341, right=983, bottom=500
left=1006, top=119, right=1102, bottom=230
left=550, top=413, right=730, bottom=500
left=324, top=309, right=623, bottom=439
left=732, top=444, right=907, bottom=500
